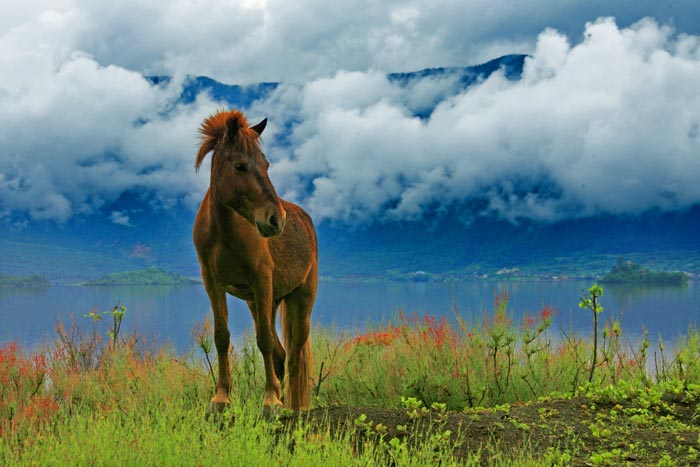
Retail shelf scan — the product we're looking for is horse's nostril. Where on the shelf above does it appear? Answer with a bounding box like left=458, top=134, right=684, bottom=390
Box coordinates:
left=269, top=214, right=279, bottom=230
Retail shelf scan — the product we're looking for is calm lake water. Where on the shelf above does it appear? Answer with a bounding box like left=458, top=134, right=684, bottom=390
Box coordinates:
left=1, top=280, right=698, bottom=352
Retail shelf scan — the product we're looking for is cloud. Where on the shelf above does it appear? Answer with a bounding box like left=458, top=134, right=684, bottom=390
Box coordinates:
left=2, top=3, right=700, bottom=226
left=0, top=9, right=221, bottom=222
left=109, top=210, right=131, bottom=226
left=5, top=0, right=700, bottom=84
left=257, top=18, right=700, bottom=224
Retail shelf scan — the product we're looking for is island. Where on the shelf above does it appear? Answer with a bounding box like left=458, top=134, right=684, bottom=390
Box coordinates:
left=83, top=267, right=201, bottom=286
left=600, top=258, right=688, bottom=285
left=0, top=273, right=51, bottom=288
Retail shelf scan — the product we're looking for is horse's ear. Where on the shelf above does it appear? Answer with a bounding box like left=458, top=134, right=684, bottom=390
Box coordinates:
left=226, top=116, right=241, bottom=141
left=250, top=118, right=267, bottom=136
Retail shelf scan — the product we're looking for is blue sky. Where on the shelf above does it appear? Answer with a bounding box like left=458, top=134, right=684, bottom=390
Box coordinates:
left=1, top=1, right=700, bottom=225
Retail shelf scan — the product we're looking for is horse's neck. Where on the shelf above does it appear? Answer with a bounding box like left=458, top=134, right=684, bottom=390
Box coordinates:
left=209, top=194, right=256, bottom=245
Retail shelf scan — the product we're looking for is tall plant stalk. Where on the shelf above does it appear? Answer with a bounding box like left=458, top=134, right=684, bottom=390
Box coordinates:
left=579, top=284, right=604, bottom=383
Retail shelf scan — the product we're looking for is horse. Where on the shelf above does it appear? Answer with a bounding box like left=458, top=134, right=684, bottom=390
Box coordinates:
left=193, top=109, right=317, bottom=415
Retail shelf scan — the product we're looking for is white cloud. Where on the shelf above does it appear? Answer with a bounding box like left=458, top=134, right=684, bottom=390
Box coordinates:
left=6, top=0, right=700, bottom=84
left=257, top=18, right=700, bottom=224
left=2, top=1, right=700, bottom=225
left=0, top=9, right=221, bottom=222
left=109, top=210, right=131, bottom=226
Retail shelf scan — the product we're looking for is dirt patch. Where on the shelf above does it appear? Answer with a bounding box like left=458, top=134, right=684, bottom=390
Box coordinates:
left=282, top=392, right=700, bottom=466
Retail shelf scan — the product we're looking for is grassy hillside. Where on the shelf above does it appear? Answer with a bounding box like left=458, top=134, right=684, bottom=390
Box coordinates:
left=600, top=258, right=688, bottom=285
left=0, top=273, right=50, bottom=288
left=0, top=238, right=150, bottom=283
left=83, top=267, right=200, bottom=286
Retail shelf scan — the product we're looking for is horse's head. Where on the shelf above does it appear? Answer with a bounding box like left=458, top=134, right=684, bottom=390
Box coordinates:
left=197, top=110, right=286, bottom=237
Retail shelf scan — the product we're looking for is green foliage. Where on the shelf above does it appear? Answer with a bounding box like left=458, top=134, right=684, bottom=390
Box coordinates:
left=600, top=258, right=687, bottom=285
left=83, top=267, right=200, bottom=286
left=579, top=284, right=604, bottom=314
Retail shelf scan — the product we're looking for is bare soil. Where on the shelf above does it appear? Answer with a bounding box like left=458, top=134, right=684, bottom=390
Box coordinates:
left=282, top=392, right=700, bottom=466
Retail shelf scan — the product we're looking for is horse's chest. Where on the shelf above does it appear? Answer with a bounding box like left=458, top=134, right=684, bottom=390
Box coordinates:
left=207, top=237, right=304, bottom=301
left=212, top=246, right=271, bottom=299
left=214, top=247, right=261, bottom=277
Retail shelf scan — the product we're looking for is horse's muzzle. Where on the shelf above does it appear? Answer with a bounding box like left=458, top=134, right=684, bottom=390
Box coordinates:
left=255, top=213, right=286, bottom=237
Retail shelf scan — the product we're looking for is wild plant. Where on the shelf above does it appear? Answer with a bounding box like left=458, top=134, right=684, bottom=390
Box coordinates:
left=0, top=342, right=58, bottom=444
left=662, top=327, right=700, bottom=388
left=55, top=313, right=103, bottom=371
left=579, top=284, right=604, bottom=383
left=84, top=304, right=127, bottom=350
left=191, top=315, right=216, bottom=386
left=484, top=290, right=518, bottom=401
left=520, top=305, right=554, bottom=397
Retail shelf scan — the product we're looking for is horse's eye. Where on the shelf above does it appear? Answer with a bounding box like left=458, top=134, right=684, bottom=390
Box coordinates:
left=234, top=163, right=248, bottom=173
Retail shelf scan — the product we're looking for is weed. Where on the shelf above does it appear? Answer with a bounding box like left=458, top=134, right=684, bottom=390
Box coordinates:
left=579, top=284, right=604, bottom=383
left=191, top=315, right=216, bottom=387
left=0, top=342, right=58, bottom=444
left=84, top=304, right=127, bottom=351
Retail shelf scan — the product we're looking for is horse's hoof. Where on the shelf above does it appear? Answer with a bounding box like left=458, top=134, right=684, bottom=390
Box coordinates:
left=262, top=402, right=285, bottom=420
left=207, top=400, right=230, bottom=415
left=206, top=401, right=233, bottom=426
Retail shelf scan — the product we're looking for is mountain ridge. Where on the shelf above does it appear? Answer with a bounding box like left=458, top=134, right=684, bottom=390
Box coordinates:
left=2, top=54, right=698, bottom=281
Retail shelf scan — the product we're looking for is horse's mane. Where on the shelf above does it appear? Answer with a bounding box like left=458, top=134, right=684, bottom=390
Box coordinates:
left=196, top=109, right=260, bottom=171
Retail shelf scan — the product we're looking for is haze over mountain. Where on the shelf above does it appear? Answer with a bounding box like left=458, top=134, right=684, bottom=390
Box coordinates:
left=2, top=8, right=700, bottom=281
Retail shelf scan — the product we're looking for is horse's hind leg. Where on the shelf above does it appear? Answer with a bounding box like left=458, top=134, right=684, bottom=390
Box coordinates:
left=281, top=271, right=317, bottom=411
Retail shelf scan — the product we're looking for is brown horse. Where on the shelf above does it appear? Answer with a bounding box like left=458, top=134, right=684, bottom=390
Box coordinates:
left=193, top=109, right=317, bottom=415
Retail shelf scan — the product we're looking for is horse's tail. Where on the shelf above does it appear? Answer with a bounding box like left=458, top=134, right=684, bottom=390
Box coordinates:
left=280, top=302, right=313, bottom=410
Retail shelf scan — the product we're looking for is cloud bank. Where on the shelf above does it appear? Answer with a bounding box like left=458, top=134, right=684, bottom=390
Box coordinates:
left=0, top=8, right=217, bottom=222
left=1, top=5, right=699, bottom=226
left=261, top=18, right=700, bottom=223
left=3, top=0, right=700, bottom=84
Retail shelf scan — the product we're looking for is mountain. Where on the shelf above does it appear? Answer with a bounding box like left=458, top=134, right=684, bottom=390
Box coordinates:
left=2, top=54, right=699, bottom=282
left=599, top=258, right=687, bottom=285
left=388, top=54, right=526, bottom=84
left=3, top=201, right=699, bottom=282
left=147, top=75, right=279, bottom=107
left=0, top=273, right=51, bottom=288
left=317, top=206, right=700, bottom=278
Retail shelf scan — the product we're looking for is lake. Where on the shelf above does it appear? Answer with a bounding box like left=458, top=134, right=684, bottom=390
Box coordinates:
left=1, top=280, right=698, bottom=353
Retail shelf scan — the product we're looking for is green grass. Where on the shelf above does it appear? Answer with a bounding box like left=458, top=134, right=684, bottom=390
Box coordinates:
left=2, top=289, right=700, bottom=465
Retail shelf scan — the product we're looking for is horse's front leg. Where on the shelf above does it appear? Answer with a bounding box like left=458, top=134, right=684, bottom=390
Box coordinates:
left=253, top=277, right=283, bottom=415
left=203, top=281, right=232, bottom=416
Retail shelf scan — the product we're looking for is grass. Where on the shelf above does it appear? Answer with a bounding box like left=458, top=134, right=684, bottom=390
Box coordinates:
left=2, top=288, right=700, bottom=466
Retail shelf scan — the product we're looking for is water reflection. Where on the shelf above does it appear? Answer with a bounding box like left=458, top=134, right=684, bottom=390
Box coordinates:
left=0, top=285, right=51, bottom=299
left=605, top=282, right=691, bottom=302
